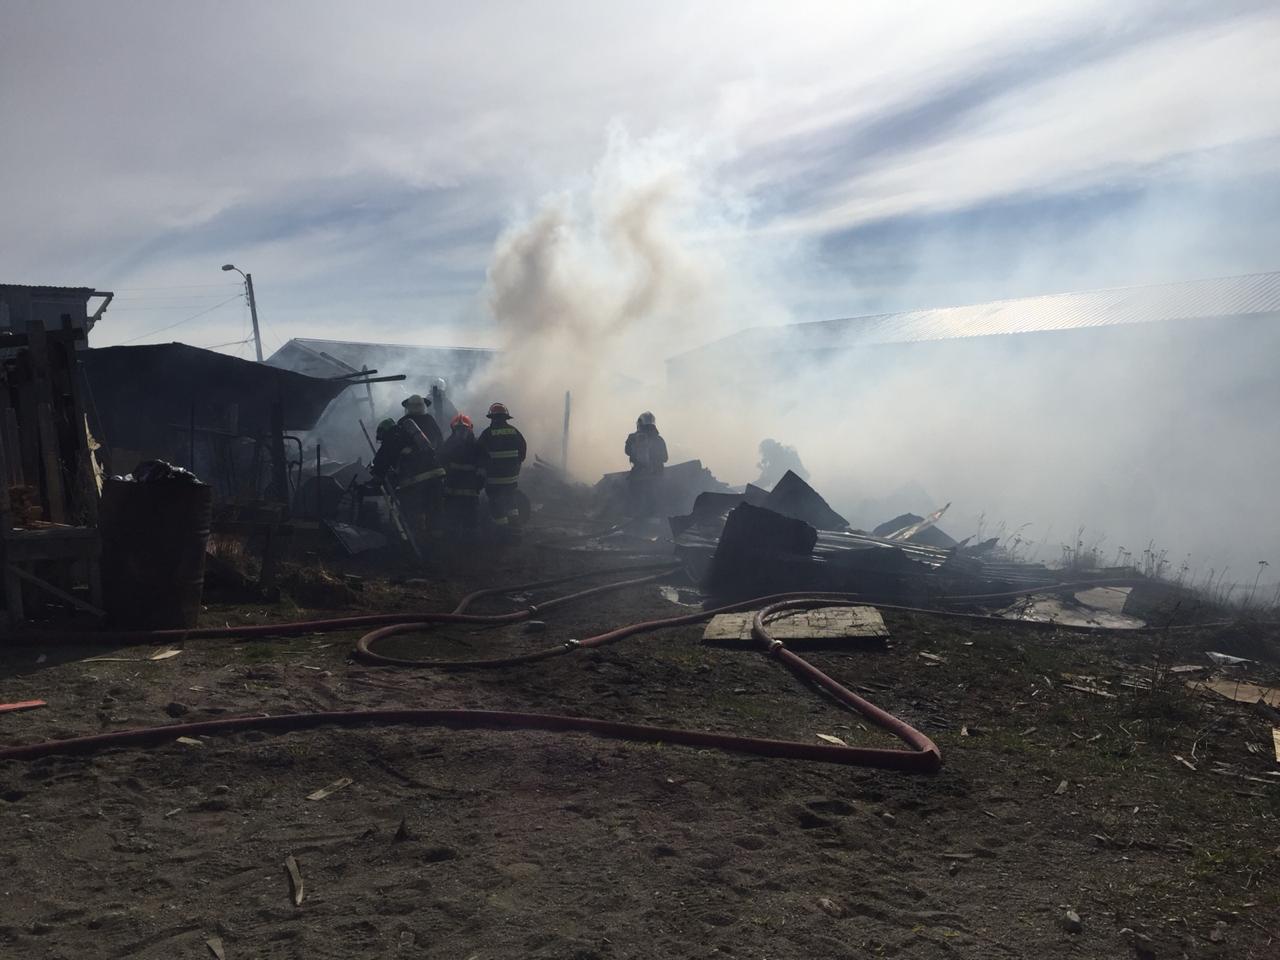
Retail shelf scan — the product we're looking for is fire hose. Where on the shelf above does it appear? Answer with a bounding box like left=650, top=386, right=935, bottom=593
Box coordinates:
left=0, top=569, right=1214, bottom=771
left=0, top=564, right=942, bottom=772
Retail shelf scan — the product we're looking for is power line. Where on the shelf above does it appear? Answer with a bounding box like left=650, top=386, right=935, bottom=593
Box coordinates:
left=112, top=294, right=242, bottom=304
left=108, top=304, right=243, bottom=311
left=196, top=336, right=255, bottom=350
left=117, top=293, right=244, bottom=344
left=111, top=282, right=243, bottom=292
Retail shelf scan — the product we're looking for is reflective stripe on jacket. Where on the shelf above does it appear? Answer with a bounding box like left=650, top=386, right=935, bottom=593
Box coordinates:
left=477, top=422, right=527, bottom=483
left=399, top=466, right=445, bottom=488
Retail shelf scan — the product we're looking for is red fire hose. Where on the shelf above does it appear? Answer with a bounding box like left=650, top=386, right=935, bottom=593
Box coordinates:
left=3, top=565, right=1193, bottom=771
left=0, top=566, right=942, bottom=772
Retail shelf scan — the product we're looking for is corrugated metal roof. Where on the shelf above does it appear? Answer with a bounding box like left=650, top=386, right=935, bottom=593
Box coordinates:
left=677, top=271, right=1280, bottom=359
left=283, top=337, right=495, bottom=357
left=0, top=284, right=99, bottom=297
left=267, top=337, right=497, bottom=380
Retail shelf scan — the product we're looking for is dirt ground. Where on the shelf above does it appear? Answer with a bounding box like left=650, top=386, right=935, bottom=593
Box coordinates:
left=0, top=528, right=1277, bottom=959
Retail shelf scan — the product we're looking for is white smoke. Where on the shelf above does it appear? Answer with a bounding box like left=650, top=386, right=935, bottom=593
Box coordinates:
left=478, top=125, right=789, bottom=478
left=476, top=126, right=1279, bottom=589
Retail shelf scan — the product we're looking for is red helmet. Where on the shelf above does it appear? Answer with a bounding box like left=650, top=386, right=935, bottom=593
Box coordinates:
left=451, top=413, right=473, bottom=430
left=487, top=402, right=511, bottom=419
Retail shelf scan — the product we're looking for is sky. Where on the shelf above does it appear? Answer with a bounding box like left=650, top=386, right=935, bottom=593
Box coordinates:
left=3, top=0, right=1279, bottom=358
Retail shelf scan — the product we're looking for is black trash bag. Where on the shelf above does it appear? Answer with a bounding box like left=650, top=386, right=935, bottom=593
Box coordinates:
left=130, top=459, right=204, bottom=484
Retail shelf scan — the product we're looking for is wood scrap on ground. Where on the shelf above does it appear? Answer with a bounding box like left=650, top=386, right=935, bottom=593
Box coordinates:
left=306, top=777, right=353, bottom=801
left=702, top=605, right=887, bottom=643
left=285, top=855, right=304, bottom=906
left=1190, top=678, right=1280, bottom=708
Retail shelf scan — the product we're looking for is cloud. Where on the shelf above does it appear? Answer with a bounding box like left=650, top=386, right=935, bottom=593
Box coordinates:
left=0, top=0, right=1276, bottom=353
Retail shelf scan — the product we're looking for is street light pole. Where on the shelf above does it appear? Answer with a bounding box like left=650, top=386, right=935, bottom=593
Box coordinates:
left=221, top=263, right=264, bottom=361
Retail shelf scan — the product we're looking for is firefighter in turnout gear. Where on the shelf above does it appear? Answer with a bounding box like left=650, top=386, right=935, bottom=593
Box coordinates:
left=369, top=415, right=445, bottom=541
left=400, top=394, right=444, bottom=450
left=477, top=402, right=527, bottom=533
left=440, top=413, right=484, bottom=536
left=624, top=411, right=668, bottom=517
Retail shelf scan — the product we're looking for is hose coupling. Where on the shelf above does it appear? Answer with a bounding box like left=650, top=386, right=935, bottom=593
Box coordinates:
left=564, top=638, right=581, bottom=650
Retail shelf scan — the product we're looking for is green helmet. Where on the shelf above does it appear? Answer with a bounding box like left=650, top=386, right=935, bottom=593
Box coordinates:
left=376, top=418, right=397, bottom=441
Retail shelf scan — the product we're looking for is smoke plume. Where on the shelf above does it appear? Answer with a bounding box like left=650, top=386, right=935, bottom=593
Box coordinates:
left=477, top=126, right=784, bottom=478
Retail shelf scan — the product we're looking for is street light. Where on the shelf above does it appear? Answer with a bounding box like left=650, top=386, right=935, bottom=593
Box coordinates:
left=221, top=263, right=264, bottom=362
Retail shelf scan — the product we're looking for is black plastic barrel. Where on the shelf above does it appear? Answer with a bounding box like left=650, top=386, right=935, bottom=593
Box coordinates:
left=100, top=478, right=213, bottom=629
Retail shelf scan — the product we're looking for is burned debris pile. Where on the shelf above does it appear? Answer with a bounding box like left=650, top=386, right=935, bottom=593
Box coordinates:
left=595, top=459, right=733, bottom=520
left=669, top=470, right=1062, bottom=605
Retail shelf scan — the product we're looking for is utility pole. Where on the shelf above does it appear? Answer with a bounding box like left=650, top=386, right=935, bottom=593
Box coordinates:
left=221, top=263, right=264, bottom=361
left=244, top=272, right=264, bottom=362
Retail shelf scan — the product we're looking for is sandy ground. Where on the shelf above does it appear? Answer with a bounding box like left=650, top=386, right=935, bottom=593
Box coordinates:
left=0, top=535, right=1277, bottom=959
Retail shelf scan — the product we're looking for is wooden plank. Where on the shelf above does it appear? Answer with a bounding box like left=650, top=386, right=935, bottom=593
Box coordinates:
left=24, top=323, right=67, bottom=523
left=16, top=380, right=40, bottom=492
left=35, top=401, right=66, bottom=523
left=703, top=606, right=889, bottom=643
left=0, top=379, right=20, bottom=488
left=50, top=337, right=98, bottom=523
left=4, top=527, right=101, bottom=564
left=6, top=564, right=104, bottom=617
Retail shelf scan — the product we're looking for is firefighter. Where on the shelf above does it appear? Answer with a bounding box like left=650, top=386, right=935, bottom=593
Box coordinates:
left=477, top=402, right=527, bottom=534
left=369, top=416, right=445, bottom=543
left=440, top=413, right=484, bottom=536
left=400, top=394, right=443, bottom=449
left=429, top=378, right=458, bottom=439
left=624, top=411, right=668, bottom=517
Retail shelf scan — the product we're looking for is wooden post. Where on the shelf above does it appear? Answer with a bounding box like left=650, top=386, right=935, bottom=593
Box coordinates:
left=24, top=323, right=67, bottom=522
left=35, top=401, right=66, bottom=523
left=0, top=390, right=22, bottom=488
left=55, top=336, right=101, bottom=524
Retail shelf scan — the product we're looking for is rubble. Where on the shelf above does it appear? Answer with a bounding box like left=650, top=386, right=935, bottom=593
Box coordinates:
left=678, top=475, right=1060, bottom=603
left=595, top=458, right=733, bottom=519
left=761, top=470, right=849, bottom=531
left=873, top=511, right=958, bottom=548
left=703, top=503, right=817, bottom=598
